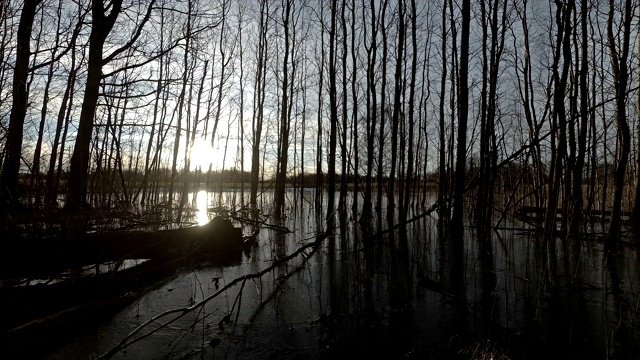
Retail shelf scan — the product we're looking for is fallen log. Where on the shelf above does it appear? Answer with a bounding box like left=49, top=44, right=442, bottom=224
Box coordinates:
left=0, top=216, right=244, bottom=278
left=0, top=217, right=246, bottom=357
left=88, top=216, right=244, bottom=262
left=515, top=205, right=633, bottom=221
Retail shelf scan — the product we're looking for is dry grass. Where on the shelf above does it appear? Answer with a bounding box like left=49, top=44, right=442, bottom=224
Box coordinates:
left=459, top=342, right=511, bottom=360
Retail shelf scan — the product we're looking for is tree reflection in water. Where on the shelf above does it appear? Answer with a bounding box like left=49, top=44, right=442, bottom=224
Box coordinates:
left=48, top=191, right=640, bottom=360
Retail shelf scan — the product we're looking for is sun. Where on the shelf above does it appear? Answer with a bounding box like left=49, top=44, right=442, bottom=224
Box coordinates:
left=189, top=138, right=225, bottom=171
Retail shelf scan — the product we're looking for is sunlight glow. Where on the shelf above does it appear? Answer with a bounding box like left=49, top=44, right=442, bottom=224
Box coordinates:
left=189, top=138, right=225, bottom=171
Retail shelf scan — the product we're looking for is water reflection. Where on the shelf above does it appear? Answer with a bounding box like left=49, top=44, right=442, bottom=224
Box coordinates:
left=8, top=259, right=150, bottom=287
left=194, top=190, right=210, bottom=226
left=45, top=190, right=640, bottom=360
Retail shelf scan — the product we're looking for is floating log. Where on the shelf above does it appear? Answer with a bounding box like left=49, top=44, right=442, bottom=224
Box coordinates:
left=89, top=216, right=244, bottom=261
left=0, top=216, right=245, bottom=347
left=516, top=205, right=632, bottom=220
left=0, top=216, right=244, bottom=277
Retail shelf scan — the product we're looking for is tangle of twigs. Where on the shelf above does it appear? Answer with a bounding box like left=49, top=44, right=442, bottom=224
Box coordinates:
left=97, top=232, right=329, bottom=359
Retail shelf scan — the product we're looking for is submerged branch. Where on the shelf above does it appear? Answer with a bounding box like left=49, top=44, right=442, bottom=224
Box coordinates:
left=98, top=203, right=453, bottom=359
left=97, top=231, right=329, bottom=359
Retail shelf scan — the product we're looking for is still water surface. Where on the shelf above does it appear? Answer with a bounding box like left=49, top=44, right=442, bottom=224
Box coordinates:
left=48, top=190, right=640, bottom=359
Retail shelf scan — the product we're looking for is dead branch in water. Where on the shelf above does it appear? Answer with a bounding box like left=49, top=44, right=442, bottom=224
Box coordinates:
left=97, top=207, right=445, bottom=359
left=231, top=213, right=292, bottom=233
left=97, top=231, right=329, bottom=359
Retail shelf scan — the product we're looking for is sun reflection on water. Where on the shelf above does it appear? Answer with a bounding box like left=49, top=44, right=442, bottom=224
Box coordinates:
left=195, top=190, right=210, bottom=226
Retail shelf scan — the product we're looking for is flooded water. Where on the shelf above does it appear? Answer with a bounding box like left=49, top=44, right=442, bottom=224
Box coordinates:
left=46, top=190, right=640, bottom=359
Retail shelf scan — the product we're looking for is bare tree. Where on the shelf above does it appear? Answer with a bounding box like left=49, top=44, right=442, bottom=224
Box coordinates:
left=475, top=0, right=509, bottom=237
left=438, top=0, right=448, bottom=223
left=570, top=0, right=590, bottom=236
left=512, top=0, right=544, bottom=213
left=361, top=0, right=379, bottom=220
left=401, top=0, right=418, bottom=221
left=634, top=14, right=640, bottom=227
left=167, top=0, right=194, bottom=212
left=250, top=0, right=269, bottom=207
left=67, top=0, right=155, bottom=210
left=388, top=0, right=405, bottom=214
left=450, top=0, right=470, bottom=237
left=236, top=2, right=247, bottom=204
left=339, top=0, right=349, bottom=212
left=1, top=0, right=42, bottom=206
left=314, top=1, right=326, bottom=207
left=274, top=0, right=294, bottom=215
left=544, top=0, right=572, bottom=239
left=327, top=0, right=339, bottom=224
left=46, top=4, right=85, bottom=204
left=376, top=0, right=389, bottom=218
left=606, top=0, right=633, bottom=246
left=134, top=3, right=169, bottom=205
left=350, top=0, right=361, bottom=216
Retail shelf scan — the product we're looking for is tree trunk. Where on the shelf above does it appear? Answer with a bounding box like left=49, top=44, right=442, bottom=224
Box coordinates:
left=327, top=0, right=338, bottom=225
left=46, top=34, right=80, bottom=204
left=606, top=0, right=632, bottom=247
left=67, top=0, right=124, bottom=210
left=570, top=0, right=590, bottom=236
left=544, top=1, right=572, bottom=240
left=168, top=1, right=193, bottom=214
left=401, top=0, right=417, bottom=222
left=250, top=0, right=268, bottom=208
left=361, top=0, right=378, bottom=221
left=315, top=2, right=325, bottom=208
left=350, top=0, right=359, bottom=216
left=388, top=0, right=405, bottom=214
left=451, top=0, right=470, bottom=235
left=275, top=0, right=293, bottom=216
left=438, top=0, right=448, bottom=223
left=339, top=0, right=349, bottom=212
left=376, top=1, right=389, bottom=219
left=1, top=0, right=41, bottom=206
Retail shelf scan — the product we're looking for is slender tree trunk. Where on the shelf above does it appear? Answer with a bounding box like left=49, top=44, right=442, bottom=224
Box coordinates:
left=401, top=0, right=417, bottom=221
left=327, top=0, right=338, bottom=225
left=31, top=6, right=63, bottom=205
left=544, top=1, right=572, bottom=239
left=477, top=0, right=507, bottom=238
left=451, top=0, right=470, bottom=236
left=237, top=4, right=246, bottom=204
left=571, top=0, right=589, bottom=236
left=1, top=0, right=41, bottom=206
left=53, top=60, right=78, bottom=204
left=350, top=0, right=359, bottom=216
left=635, top=22, right=640, bottom=227
left=361, top=0, right=378, bottom=220
left=477, top=0, right=490, bottom=230
left=514, top=0, right=543, bottom=214
left=275, top=0, right=293, bottom=216
left=315, top=3, right=325, bottom=207
left=250, top=0, right=268, bottom=207
left=418, top=25, right=431, bottom=208
left=388, top=0, right=405, bottom=214
left=339, top=0, right=349, bottom=212
left=299, top=58, right=307, bottom=210
left=113, top=91, right=130, bottom=203
left=67, top=0, right=124, bottom=210
left=47, top=33, right=80, bottom=204
left=607, top=0, right=632, bottom=247
left=438, top=0, right=448, bottom=223
left=136, top=8, right=166, bottom=205
left=168, top=1, right=192, bottom=211
left=376, top=1, right=389, bottom=217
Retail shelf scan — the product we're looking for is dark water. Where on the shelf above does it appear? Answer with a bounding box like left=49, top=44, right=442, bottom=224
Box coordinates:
left=47, top=190, right=640, bottom=359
